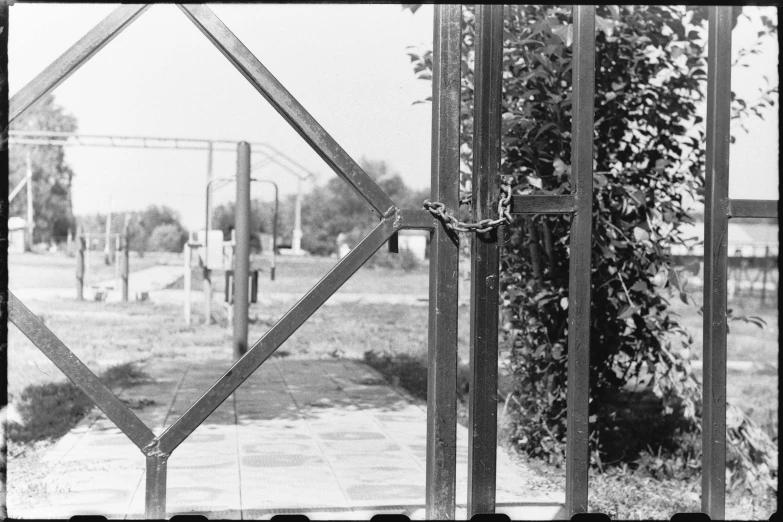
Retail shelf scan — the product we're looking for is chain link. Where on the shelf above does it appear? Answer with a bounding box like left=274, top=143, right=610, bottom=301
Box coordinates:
left=423, top=178, right=513, bottom=234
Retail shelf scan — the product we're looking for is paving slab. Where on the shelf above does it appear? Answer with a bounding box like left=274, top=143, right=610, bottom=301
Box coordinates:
left=9, top=356, right=565, bottom=520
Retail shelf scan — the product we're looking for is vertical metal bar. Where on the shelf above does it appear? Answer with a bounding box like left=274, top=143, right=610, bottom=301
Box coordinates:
left=144, top=454, right=168, bottom=520
left=1, top=5, right=9, bottom=427
left=426, top=4, right=461, bottom=520
left=26, top=149, right=34, bottom=251
left=468, top=4, right=504, bottom=517
left=702, top=6, right=732, bottom=518
left=564, top=5, right=595, bottom=517
left=114, top=234, right=120, bottom=284
left=76, top=226, right=85, bottom=301
left=84, top=232, right=91, bottom=280
left=292, top=178, right=303, bottom=254
left=761, top=246, right=769, bottom=305
left=388, top=231, right=399, bottom=253
left=184, top=243, right=192, bottom=325
left=234, top=142, right=251, bottom=360
left=104, top=200, right=112, bottom=265
left=204, top=142, right=214, bottom=324
left=122, top=224, right=129, bottom=302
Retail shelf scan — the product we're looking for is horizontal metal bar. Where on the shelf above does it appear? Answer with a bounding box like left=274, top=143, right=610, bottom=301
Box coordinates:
left=510, top=195, right=576, bottom=214
left=7, top=292, right=156, bottom=450
left=398, top=209, right=437, bottom=230
left=9, top=4, right=150, bottom=124
left=728, top=199, right=779, bottom=219
left=155, top=217, right=398, bottom=454
left=9, top=132, right=315, bottom=180
left=178, top=4, right=396, bottom=218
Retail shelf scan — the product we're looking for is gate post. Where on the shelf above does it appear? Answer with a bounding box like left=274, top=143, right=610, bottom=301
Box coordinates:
left=234, top=142, right=251, bottom=360
left=204, top=141, right=214, bottom=324
left=121, top=223, right=129, bottom=302
left=426, top=5, right=461, bottom=519
left=184, top=242, right=192, bottom=326
left=564, top=6, right=595, bottom=516
left=76, top=225, right=85, bottom=301
left=467, top=4, right=504, bottom=516
left=702, top=6, right=732, bottom=518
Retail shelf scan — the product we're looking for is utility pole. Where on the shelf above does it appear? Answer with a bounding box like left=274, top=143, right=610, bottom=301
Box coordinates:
left=292, top=177, right=303, bottom=254
left=234, top=142, right=251, bottom=360
left=104, top=197, right=112, bottom=265
left=25, top=150, right=33, bottom=251
left=204, top=141, right=214, bottom=325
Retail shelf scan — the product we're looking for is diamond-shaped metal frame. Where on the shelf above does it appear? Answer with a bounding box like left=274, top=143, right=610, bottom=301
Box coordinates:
left=5, top=3, right=444, bottom=519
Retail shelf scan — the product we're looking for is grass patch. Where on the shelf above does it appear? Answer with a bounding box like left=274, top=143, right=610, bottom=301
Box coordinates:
left=6, top=362, right=149, bottom=444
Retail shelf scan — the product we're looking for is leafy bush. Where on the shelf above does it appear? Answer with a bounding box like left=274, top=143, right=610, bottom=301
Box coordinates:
left=406, top=4, right=778, bottom=492
left=148, top=224, right=187, bottom=253
left=6, top=363, right=150, bottom=444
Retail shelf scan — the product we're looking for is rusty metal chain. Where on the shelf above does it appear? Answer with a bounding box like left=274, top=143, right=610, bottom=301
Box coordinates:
left=423, top=178, right=513, bottom=234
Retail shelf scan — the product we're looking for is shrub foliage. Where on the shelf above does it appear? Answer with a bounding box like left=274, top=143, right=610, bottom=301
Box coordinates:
left=406, top=5, right=777, bottom=491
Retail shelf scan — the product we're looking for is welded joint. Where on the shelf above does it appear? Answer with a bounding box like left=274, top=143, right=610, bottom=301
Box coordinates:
left=724, top=198, right=736, bottom=219
left=382, top=204, right=399, bottom=220
left=142, top=437, right=171, bottom=459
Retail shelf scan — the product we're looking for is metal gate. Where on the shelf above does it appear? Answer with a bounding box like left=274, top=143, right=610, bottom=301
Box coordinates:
left=1, top=4, right=777, bottom=520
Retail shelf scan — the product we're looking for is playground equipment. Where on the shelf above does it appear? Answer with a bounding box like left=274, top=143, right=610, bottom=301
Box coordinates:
left=75, top=223, right=130, bottom=302
left=8, top=148, right=34, bottom=251
left=10, top=130, right=314, bottom=255
left=201, top=174, right=279, bottom=326
left=8, top=5, right=777, bottom=520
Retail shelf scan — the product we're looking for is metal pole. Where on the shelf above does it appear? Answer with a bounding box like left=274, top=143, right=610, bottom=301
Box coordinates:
left=204, top=141, right=214, bottom=324
left=271, top=182, right=278, bottom=280
left=468, top=5, right=503, bottom=516
left=144, top=455, right=168, bottom=519
left=292, top=177, right=303, bottom=254
left=84, top=233, right=91, bottom=280
left=702, top=6, right=732, bottom=519
left=104, top=198, right=112, bottom=265
left=184, top=242, right=192, bottom=326
left=565, top=5, right=595, bottom=517
left=426, top=5, right=461, bottom=519
left=26, top=149, right=34, bottom=251
left=761, top=245, right=769, bottom=305
left=76, top=226, right=85, bottom=301
left=122, top=224, right=129, bottom=302
left=114, top=234, right=120, bottom=284
left=234, top=142, right=251, bottom=360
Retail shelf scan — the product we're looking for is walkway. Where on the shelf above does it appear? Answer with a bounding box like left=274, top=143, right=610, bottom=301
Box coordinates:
left=9, top=357, right=565, bottom=520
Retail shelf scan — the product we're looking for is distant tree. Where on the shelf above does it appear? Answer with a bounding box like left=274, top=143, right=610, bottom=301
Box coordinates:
left=8, top=94, right=78, bottom=243
left=148, top=224, right=187, bottom=253
left=301, top=158, right=429, bottom=255
left=210, top=198, right=288, bottom=252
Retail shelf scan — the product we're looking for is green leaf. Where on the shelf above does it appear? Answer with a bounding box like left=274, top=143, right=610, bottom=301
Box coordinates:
left=551, top=23, right=573, bottom=47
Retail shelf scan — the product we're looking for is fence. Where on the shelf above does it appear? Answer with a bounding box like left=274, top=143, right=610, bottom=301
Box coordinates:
left=1, top=4, right=778, bottom=520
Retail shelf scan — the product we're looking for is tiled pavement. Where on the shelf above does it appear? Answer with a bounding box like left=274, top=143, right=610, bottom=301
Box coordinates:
left=9, top=357, right=565, bottom=520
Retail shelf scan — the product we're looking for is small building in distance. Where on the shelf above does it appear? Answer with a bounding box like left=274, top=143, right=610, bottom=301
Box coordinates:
left=8, top=216, right=27, bottom=254
left=672, top=221, right=778, bottom=258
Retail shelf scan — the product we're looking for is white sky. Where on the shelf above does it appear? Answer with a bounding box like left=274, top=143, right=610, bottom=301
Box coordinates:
left=7, top=4, right=778, bottom=230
